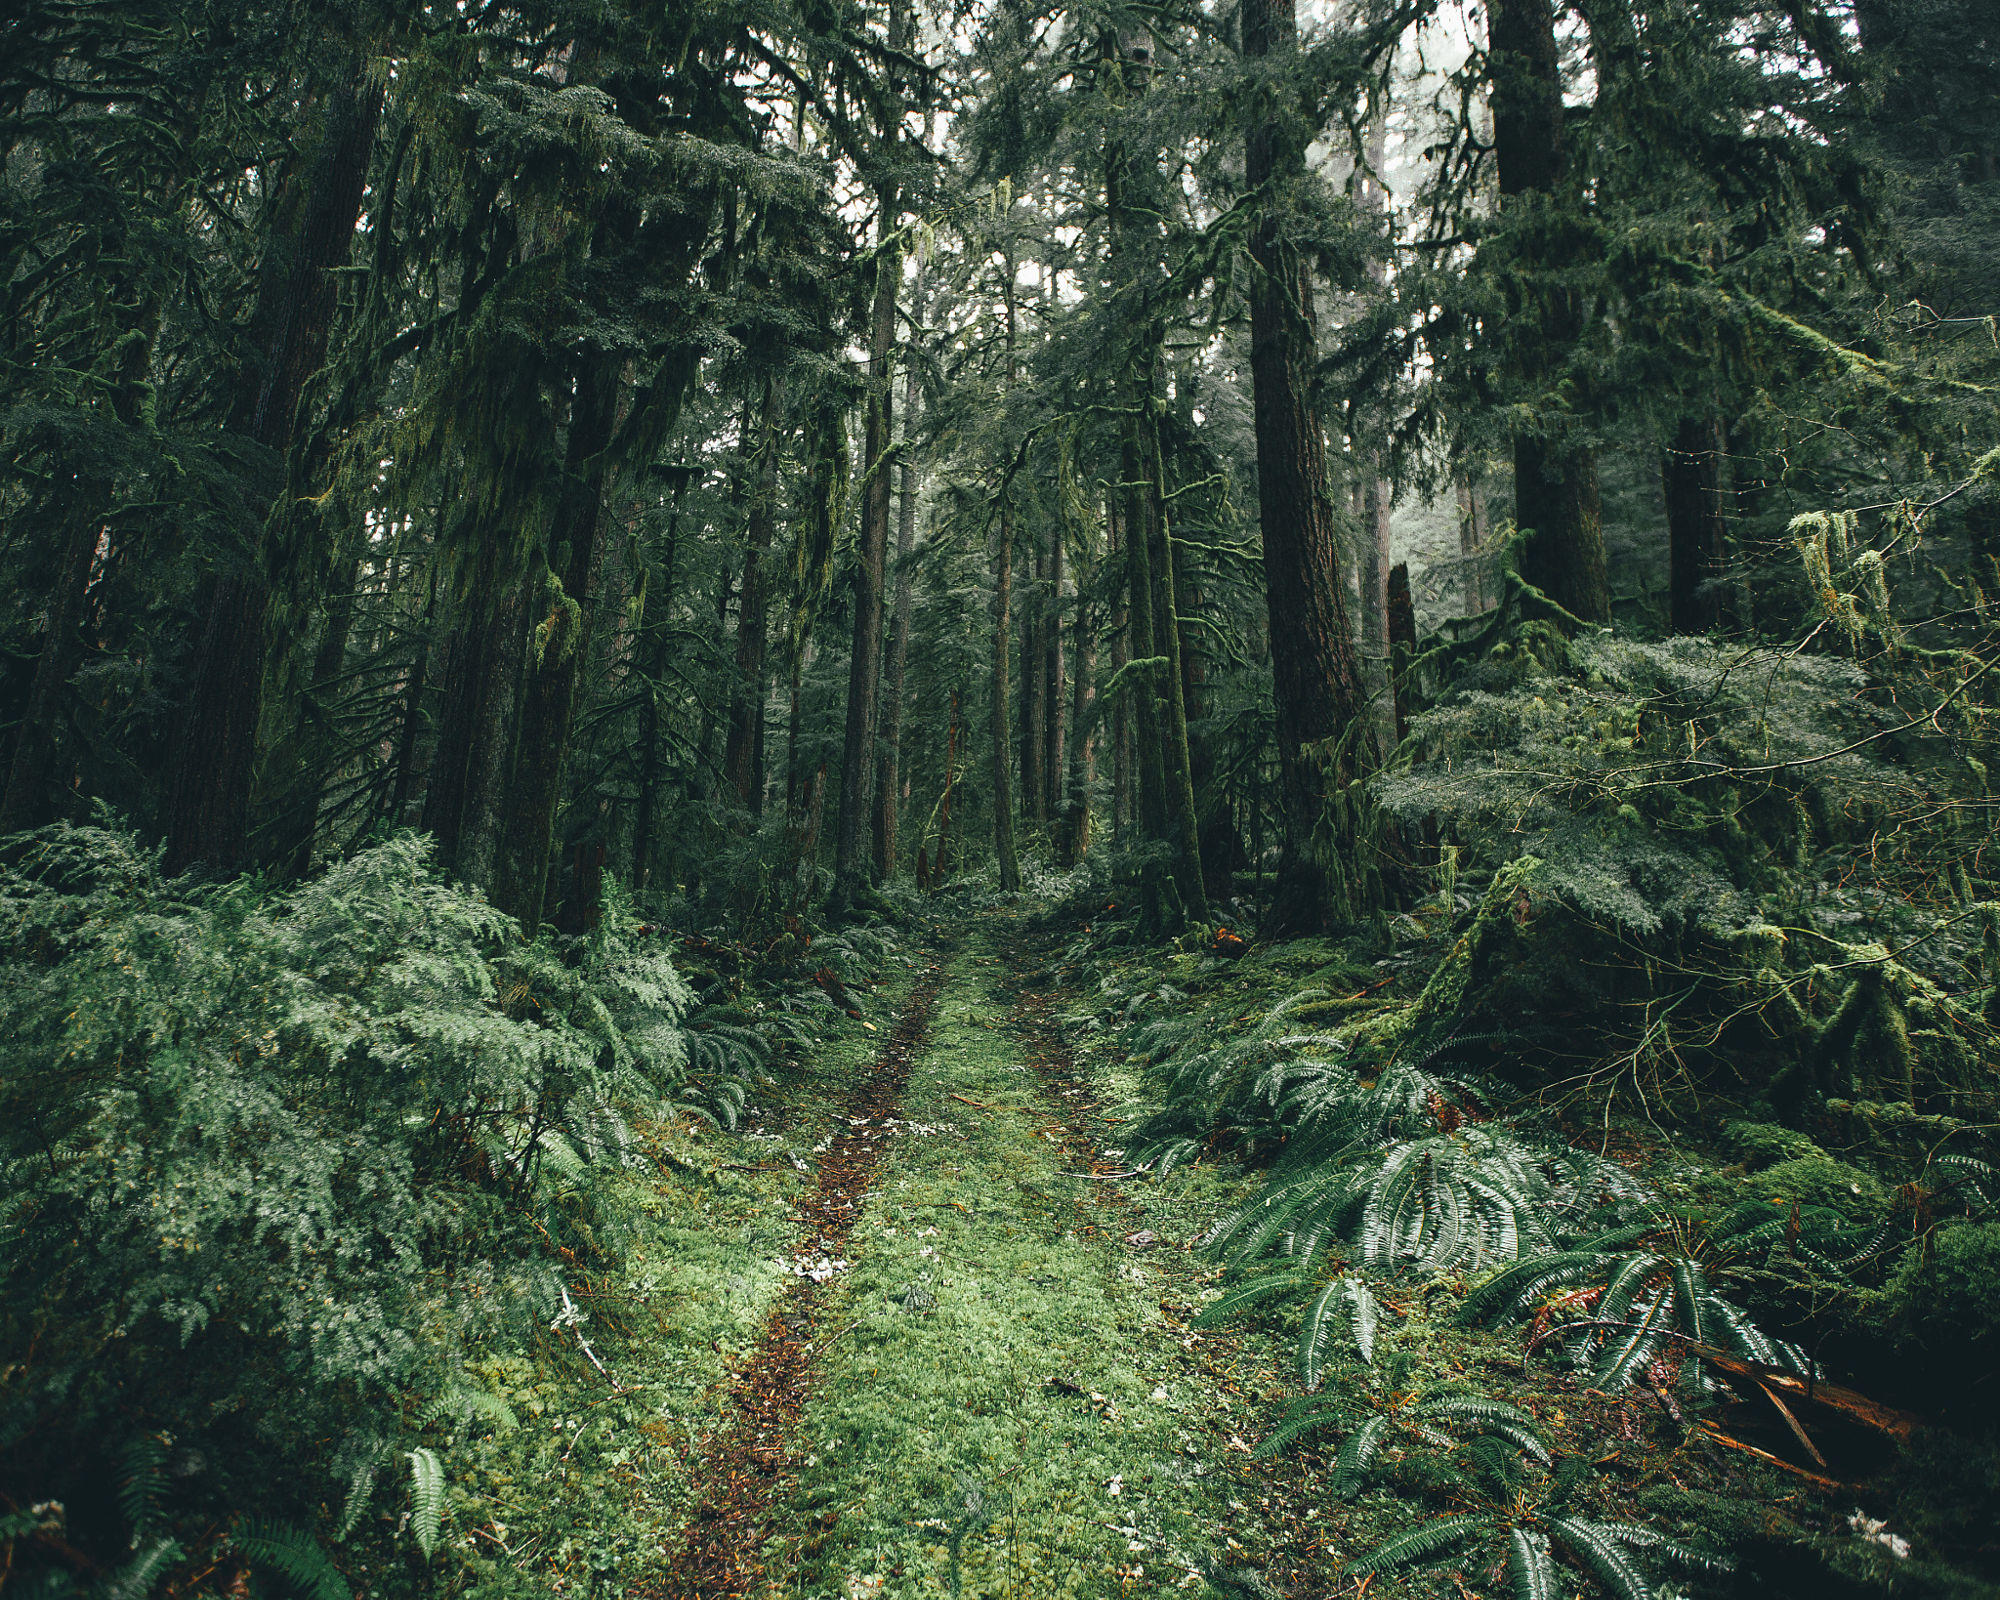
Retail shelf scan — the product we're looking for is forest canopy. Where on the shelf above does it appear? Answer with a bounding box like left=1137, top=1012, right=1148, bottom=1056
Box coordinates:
left=2, top=0, right=1996, bottom=1593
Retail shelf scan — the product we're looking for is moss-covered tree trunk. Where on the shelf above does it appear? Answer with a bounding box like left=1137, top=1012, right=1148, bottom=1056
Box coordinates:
left=1241, top=0, right=1374, bottom=934
left=1136, top=396, right=1207, bottom=919
left=1020, top=542, right=1047, bottom=829
left=1490, top=0, right=1610, bottom=627
left=873, top=246, right=926, bottom=879
left=724, top=375, right=783, bottom=809
left=831, top=203, right=898, bottom=912
left=1664, top=415, right=1729, bottom=633
left=1044, top=506, right=1066, bottom=823
left=489, top=350, right=621, bottom=931
left=992, top=494, right=1023, bottom=891
left=1108, top=493, right=1132, bottom=841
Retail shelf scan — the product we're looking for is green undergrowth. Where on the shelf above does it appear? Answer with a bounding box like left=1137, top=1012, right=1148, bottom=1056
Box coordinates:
left=1022, top=906, right=2000, bottom=1600
left=761, top=935, right=1290, bottom=1599
left=431, top=948, right=931, bottom=1600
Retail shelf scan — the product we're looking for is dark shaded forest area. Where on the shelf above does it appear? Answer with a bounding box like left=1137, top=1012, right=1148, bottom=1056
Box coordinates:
left=3, top=0, right=1997, bottom=1594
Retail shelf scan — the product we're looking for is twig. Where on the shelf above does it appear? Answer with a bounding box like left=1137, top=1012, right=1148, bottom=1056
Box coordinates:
left=1753, top=1378, right=1830, bottom=1471
left=1695, top=1422, right=1850, bottom=1490
left=950, top=1092, right=1029, bottom=1113
left=553, top=1284, right=627, bottom=1392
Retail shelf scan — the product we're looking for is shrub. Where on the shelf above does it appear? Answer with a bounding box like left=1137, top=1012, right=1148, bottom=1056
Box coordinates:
left=0, top=825, right=691, bottom=1589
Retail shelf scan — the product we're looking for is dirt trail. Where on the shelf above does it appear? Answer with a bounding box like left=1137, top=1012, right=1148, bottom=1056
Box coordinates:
left=664, top=954, right=949, bottom=1597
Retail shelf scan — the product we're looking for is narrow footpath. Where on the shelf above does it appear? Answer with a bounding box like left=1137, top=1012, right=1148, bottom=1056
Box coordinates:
left=656, top=919, right=1306, bottom=1600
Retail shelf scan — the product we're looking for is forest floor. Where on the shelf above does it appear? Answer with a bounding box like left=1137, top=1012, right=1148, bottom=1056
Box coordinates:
left=437, top=906, right=1951, bottom=1600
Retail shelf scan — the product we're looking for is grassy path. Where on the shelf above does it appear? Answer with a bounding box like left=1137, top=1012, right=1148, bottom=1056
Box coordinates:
left=674, top=921, right=1290, bottom=1600
left=668, top=953, right=952, bottom=1595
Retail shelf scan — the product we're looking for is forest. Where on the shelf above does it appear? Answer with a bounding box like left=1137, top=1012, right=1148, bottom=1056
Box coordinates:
left=2, top=0, right=1997, bottom=1594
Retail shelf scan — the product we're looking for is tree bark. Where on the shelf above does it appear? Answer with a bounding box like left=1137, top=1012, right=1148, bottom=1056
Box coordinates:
left=163, top=76, right=383, bottom=876
left=830, top=203, right=898, bottom=911
left=388, top=568, right=436, bottom=830
left=1387, top=560, right=1417, bottom=745
left=724, top=375, right=783, bottom=808
left=0, top=515, right=100, bottom=835
left=1489, top=0, right=1611, bottom=627
left=1241, top=0, right=1375, bottom=935
left=1136, top=393, right=1208, bottom=921
left=1045, top=502, right=1067, bottom=831
left=1108, top=494, right=1132, bottom=840
left=491, top=350, right=621, bottom=931
left=1020, top=545, right=1046, bottom=826
left=631, top=469, right=689, bottom=890
left=873, top=246, right=926, bottom=879
left=1457, top=473, right=1489, bottom=612
left=1359, top=473, right=1396, bottom=755
left=1664, top=415, right=1728, bottom=633
left=992, top=495, right=1022, bottom=891
left=456, top=576, right=527, bottom=890
left=1058, top=547, right=1097, bottom=868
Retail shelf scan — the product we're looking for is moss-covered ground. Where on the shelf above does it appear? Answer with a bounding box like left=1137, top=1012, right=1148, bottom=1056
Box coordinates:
left=434, top=947, right=932, bottom=1600
left=432, top=908, right=1997, bottom=1600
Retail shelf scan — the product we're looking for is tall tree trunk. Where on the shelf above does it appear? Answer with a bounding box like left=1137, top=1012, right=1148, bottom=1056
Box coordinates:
left=1242, top=0, right=1375, bottom=934
left=1058, top=563, right=1097, bottom=868
left=1490, top=0, right=1610, bottom=627
left=630, top=470, right=688, bottom=890
left=1387, top=561, right=1416, bottom=745
left=163, top=75, right=383, bottom=876
left=1664, top=415, right=1728, bottom=633
left=456, top=576, right=527, bottom=890
left=1020, top=548, right=1045, bottom=826
left=1108, top=494, right=1132, bottom=840
left=873, top=309, right=923, bottom=878
left=992, top=496, right=1023, bottom=891
left=491, top=351, right=622, bottom=930
left=1136, top=392, right=1209, bottom=921
left=389, top=568, right=436, bottom=829
left=1044, top=506, right=1066, bottom=827
left=830, top=201, right=898, bottom=911
left=724, top=375, right=783, bottom=807
left=0, top=514, right=100, bottom=835
left=1457, top=473, right=1489, bottom=612
left=1360, top=474, right=1396, bottom=752
left=1356, top=118, right=1398, bottom=758
left=1119, top=432, right=1171, bottom=852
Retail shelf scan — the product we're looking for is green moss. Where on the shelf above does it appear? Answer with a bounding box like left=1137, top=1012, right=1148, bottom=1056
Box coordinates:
left=1883, top=1221, right=2000, bottom=1362
left=1723, top=1119, right=1823, bottom=1169
left=763, top=944, right=1247, bottom=1598
left=433, top=956, right=928, bottom=1598
left=1751, top=1153, right=1893, bottom=1217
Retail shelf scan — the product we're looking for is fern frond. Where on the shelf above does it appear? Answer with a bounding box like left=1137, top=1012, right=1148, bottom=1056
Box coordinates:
left=1592, top=1290, right=1671, bottom=1389
left=235, top=1522, right=348, bottom=1600
left=417, top=1386, right=519, bottom=1435
left=101, top=1537, right=181, bottom=1600
left=1192, top=1270, right=1310, bottom=1329
left=406, top=1447, right=446, bottom=1558
left=1253, top=1397, right=1346, bottom=1459
left=1414, top=1396, right=1552, bottom=1462
left=116, top=1433, right=169, bottom=1538
left=1588, top=1520, right=1734, bottom=1573
left=1299, top=1276, right=1380, bottom=1388
left=1459, top=1253, right=1599, bottom=1324
left=1507, top=1526, right=1559, bottom=1600
left=1332, top=1413, right=1393, bottom=1498
left=335, top=1438, right=391, bottom=1541
left=1546, top=1517, right=1654, bottom=1600
left=1347, top=1513, right=1490, bottom=1574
